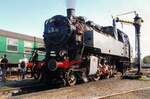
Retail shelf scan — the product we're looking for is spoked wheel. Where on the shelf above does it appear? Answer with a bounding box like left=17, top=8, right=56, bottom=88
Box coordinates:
left=66, top=70, right=77, bottom=86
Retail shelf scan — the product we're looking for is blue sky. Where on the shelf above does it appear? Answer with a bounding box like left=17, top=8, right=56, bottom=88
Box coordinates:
left=0, top=0, right=150, bottom=57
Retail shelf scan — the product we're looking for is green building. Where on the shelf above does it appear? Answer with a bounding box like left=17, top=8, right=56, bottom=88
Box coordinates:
left=0, top=29, right=45, bottom=64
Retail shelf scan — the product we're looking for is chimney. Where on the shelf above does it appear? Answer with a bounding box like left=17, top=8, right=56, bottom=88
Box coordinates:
left=67, top=8, right=75, bottom=19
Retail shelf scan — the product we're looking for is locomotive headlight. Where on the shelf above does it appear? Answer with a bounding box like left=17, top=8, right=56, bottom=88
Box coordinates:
left=59, top=50, right=67, bottom=56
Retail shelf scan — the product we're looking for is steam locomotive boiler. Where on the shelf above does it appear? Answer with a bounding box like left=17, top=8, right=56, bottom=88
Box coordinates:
left=41, top=8, right=131, bottom=86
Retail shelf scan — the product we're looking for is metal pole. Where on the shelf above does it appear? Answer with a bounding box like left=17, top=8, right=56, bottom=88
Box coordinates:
left=134, top=14, right=143, bottom=75
left=135, top=26, right=141, bottom=74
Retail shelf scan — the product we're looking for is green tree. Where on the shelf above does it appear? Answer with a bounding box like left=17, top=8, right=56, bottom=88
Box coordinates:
left=143, top=55, right=150, bottom=64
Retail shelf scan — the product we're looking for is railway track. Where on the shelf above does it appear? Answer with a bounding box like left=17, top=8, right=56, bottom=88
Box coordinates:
left=0, top=79, right=66, bottom=97
left=96, top=86, right=150, bottom=99
left=8, top=79, right=150, bottom=99
left=0, top=69, right=149, bottom=98
left=0, top=77, right=150, bottom=99
left=0, top=86, right=150, bottom=99
left=0, top=83, right=49, bottom=96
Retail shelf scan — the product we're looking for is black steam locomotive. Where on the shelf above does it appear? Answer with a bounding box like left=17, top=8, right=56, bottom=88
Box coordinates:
left=41, top=8, right=131, bottom=85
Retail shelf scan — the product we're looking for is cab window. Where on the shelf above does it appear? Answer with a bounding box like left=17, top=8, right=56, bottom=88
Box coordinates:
left=117, top=29, right=123, bottom=42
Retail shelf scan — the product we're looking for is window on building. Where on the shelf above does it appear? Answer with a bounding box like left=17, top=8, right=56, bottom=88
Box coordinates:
left=7, top=38, right=18, bottom=51
left=24, top=41, right=33, bottom=53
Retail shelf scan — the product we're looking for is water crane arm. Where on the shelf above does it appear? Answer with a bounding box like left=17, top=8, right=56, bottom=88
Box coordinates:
left=115, top=17, right=134, bottom=25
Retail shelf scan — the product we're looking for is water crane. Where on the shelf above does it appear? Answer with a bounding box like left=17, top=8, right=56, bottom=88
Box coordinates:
left=112, top=11, right=143, bottom=75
